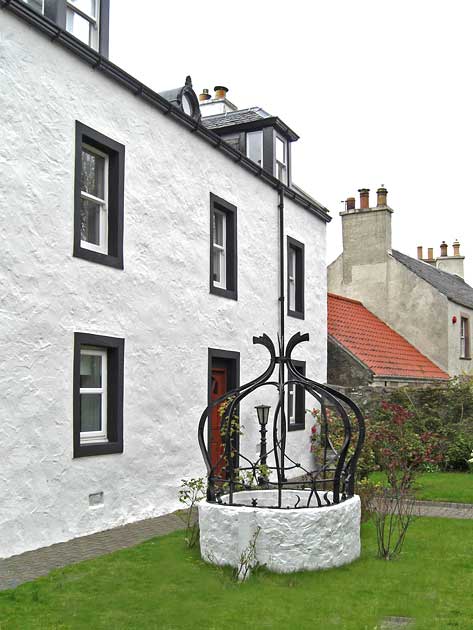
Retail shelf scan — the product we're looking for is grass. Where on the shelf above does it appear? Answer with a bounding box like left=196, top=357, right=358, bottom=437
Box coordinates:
left=370, top=471, right=473, bottom=504
left=1, top=518, right=473, bottom=630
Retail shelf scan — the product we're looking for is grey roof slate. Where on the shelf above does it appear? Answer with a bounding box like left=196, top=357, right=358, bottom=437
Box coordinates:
left=391, top=249, right=473, bottom=309
left=202, top=109, right=267, bottom=130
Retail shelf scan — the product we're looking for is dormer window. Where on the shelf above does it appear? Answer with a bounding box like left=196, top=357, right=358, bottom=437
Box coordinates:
left=247, top=131, right=263, bottom=167
left=275, top=136, right=287, bottom=184
left=66, top=0, right=99, bottom=49
left=20, top=0, right=109, bottom=56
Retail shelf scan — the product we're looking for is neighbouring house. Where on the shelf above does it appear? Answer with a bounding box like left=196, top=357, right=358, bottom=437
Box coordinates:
left=327, top=293, right=449, bottom=388
left=328, top=187, right=473, bottom=377
left=0, top=1, right=330, bottom=558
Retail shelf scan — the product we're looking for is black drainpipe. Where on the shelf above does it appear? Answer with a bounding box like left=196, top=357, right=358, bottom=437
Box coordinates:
left=278, top=187, right=286, bottom=483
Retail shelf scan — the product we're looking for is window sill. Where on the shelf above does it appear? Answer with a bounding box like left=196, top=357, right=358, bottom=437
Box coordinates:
left=288, top=423, right=305, bottom=432
left=288, top=309, right=304, bottom=320
left=74, top=440, right=123, bottom=458
left=73, top=245, right=123, bottom=269
left=210, top=285, right=238, bottom=301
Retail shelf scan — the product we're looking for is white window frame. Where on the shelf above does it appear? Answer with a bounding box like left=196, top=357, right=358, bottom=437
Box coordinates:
left=288, top=246, right=296, bottom=311
left=23, top=0, right=45, bottom=13
left=460, top=317, right=470, bottom=359
left=66, top=0, right=100, bottom=50
left=79, top=347, right=108, bottom=444
left=80, top=143, right=109, bottom=255
left=288, top=382, right=295, bottom=425
left=275, top=135, right=287, bottom=184
left=212, top=209, right=227, bottom=290
left=246, top=130, right=263, bottom=167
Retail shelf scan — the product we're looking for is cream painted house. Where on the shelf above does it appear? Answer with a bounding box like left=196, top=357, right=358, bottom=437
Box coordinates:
left=328, top=187, right=473, bottom=377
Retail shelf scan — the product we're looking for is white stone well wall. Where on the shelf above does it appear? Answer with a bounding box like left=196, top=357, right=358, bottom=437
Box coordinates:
left=199, top=490, right=361, bottom=574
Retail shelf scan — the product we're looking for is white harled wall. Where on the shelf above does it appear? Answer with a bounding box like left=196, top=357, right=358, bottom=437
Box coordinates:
left=0, top=12, right=327, bottom=558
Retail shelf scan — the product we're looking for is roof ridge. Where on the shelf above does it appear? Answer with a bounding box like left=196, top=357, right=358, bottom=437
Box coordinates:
left=391, top=249, right=469, bottom=284
left=327, top=292, right=362, bottom=305
left=390, top=249, right=473, bottom=309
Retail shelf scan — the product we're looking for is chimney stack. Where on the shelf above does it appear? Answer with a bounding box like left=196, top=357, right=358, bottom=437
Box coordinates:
left=453, top=239, right=461, bottom=256
left=199, top=88, right=211, bottom=102
left=376, top=186, right=388, bottom=207
left=214, top=85, right=229, bottom=100
left=346, top=197, right=356, bottom=211
left=440, top=241, right=448, bottom=257
left=358, top=188, right=370, bottom=209
left=427, top=247, right=434, bottom=261
left=417, top=246, right=423, bottom=260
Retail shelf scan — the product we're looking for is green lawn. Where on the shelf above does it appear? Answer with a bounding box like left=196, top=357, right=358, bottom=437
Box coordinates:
left=1, top=518, right=473, bottom=630
left=370, top=471, right=473, bottom=504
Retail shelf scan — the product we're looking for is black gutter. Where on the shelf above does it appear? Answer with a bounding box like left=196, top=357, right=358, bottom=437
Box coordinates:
left=1, top=0, right=331, bottom=224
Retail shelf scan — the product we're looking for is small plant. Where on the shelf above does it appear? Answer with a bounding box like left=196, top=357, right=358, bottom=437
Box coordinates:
left=368, top=486, right=418, bottom=560
left=232, top=526, right=261, bottom=582
left=178, top=477, right=205, bottom=548
left=467, top=450, right=473, bottom=473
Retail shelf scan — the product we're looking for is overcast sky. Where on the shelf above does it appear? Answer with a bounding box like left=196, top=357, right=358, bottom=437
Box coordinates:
left=109, top=0, right=473, bottom=283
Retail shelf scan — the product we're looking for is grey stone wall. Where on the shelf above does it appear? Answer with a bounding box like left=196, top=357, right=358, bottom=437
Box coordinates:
left=327, top=338, right=372, bottom=387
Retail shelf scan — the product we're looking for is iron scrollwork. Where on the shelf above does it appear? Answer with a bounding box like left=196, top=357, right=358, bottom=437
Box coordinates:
left=198, top=332, right=365, bottom=509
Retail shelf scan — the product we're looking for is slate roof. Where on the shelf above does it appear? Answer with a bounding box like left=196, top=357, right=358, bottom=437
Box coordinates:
left=328, top=293, right=449, bottom=380
left=202, top=109, right=268, bottom=130
left=391, top=250, right=473, bottom=310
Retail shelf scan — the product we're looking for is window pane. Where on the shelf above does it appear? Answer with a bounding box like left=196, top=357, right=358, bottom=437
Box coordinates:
left=80, top=353, right=102, bottom=388
left=66, top=9, right=92, bottom=44
left=81, top=148, right=105, bottom=199
left=80, top=198, right=101, bottom=245
left=80, top=393, right=102, bottom=432
left=213, top=212, right=225, bottom=246
left=68, top=0, right=97, bottom=18
left=276, top=137, right=286, bottom=163
left=213, top=248, right=222, bottom=284
left=22, top=0, right=44, bottom=13
left=247, top=131, right=263, bottom=166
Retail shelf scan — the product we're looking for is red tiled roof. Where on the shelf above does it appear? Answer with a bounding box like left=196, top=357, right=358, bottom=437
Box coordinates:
left=328, top=293, right=449, bottom=380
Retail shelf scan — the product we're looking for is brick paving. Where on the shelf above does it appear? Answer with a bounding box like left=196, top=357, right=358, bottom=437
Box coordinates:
left=1, top=500, right=472, bottom=592
left=0, top=511, right=186, bottom=592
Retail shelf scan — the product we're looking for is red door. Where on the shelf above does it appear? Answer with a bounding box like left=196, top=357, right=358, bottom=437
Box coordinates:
left=210, top=367, right=228, bottom=479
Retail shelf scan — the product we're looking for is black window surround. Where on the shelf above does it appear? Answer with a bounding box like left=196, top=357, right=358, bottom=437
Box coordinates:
left=287, top=236, right=305, bottom=319
left=209, top=193, right=238, bottom=300
left=73, top=332, right=124, bottom=458
left=288, top=360, right=306, bottom=431
left=41, top=0, right=110, bottom=57
left=74, top=121, right=125, bottom=269
left=208, top=348, right=240, bottom=469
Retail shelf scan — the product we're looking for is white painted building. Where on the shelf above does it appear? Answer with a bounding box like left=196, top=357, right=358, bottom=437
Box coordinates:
left=0, top=1, right=330, bottom=558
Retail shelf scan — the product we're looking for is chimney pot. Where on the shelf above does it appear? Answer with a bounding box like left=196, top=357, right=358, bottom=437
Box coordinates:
left=453, top=239, right=461, bottom=256
left=440, top=241, right=448, bottom=257
left=417, top=246, right=423, bottom=260
left=358, top=188, right=370, bottom=209
left=214, top=85, right=228, bottom=100
left=346, top=197, right=356, bottom=211
left=199, top=88, right=211, bottom=102
left=376, top=186, right=388, bottom=207
left=428, top=247, right=434, bottom=260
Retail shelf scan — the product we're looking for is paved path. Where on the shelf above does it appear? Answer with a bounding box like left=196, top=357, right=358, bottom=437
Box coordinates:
left=1, top=501, right=472, bottom=592
left=0, top=512, right=187, bottom=592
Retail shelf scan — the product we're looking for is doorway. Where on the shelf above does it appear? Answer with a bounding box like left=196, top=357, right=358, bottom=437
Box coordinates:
left=208, top=349, right=240, bottom=478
